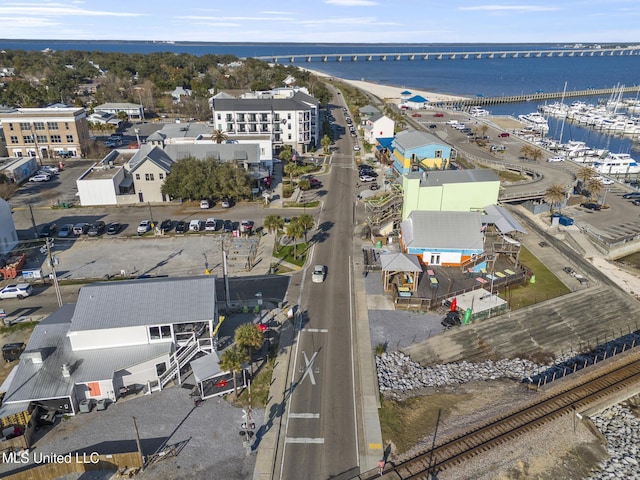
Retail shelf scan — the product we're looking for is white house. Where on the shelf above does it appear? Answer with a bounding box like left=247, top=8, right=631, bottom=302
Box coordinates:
left=402, top=95, right=429, bottom=110
left=363, top=113, right=395, bottom=144
left=93, top=102, right=143, bottom=121
left=0, top=276, right=222, bottom=417
left=171, top=86, right=192, bottom=103
left=0, top=198, right=18, bottom=256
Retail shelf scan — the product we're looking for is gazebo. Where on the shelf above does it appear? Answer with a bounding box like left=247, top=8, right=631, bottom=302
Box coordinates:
left=380, top=252, right=423, bottom=293
left=190, top=352, right=243, bottom=399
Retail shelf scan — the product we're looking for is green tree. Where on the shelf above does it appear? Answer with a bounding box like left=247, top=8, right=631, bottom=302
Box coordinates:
left=219, top=344, right=248, bottom=398
left=519, top=144, right=534, bottom=161
left=585, top=177, right=604, bottom=203
left=296, top=213, right=315, bottom=243
left=321, top=134, right=332, bottom=154
left=298, top=178, right=311, bottom=191
left=234, top=323, right=264, bottom=374
left=544, top=183, right=567, bottom=214
left=278, top=145, right=293, bottom=163
left=211, top=129, right=228, bottom=144
left=283, top=161, right=297, bottom=186
left=286, top=218, right=305, bottom=259
left=263, top=215, right=284, bottom=235
left=577, top=166, right=596, bottom=184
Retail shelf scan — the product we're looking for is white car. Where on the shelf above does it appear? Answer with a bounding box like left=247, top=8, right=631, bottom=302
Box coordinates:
left=189, top=219, right=202, bottom=232
left=136, top=220, right=152, bottom=235
left=353, top=144, right=360, bottom=151
left=594, top=176, right=614, bottom=185
left=547, top=156, right=565, bottom=162
left=200, top=200, right=210, bottom=209
left=0, top=284, right=33, bottom=300
left=40, top=165, right=59, bottom=174
left=204, top=218, right=218, bottom=231
left=359, top=175, right=375, bottom=182
left=312, top=265, right=326, bottom=283
left=29, top=173, right=51, bottom=182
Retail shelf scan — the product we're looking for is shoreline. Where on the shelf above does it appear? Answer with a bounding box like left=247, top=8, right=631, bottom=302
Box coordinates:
left=298, top=66, right=468, bottom=104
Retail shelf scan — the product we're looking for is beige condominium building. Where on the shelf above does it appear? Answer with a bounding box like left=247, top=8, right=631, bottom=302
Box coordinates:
left=0, top=106, right=90, bottom=160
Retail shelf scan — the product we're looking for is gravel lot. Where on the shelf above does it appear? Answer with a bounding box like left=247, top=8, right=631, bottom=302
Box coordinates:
left=0, top=384, right=263, bottom=480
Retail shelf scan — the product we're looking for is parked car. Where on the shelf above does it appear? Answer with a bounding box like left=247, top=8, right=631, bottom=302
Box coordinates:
left=312, top=265, right=327, bottom=283
left=433, top=113, right=444, bottom=117
left=411, top=113, right=422, bottom=118
left=359, top=175, right=375, bottom=182
left=370, top=183, right=380, bottom=190
left=221, top=199, right=231, bottom=208
left=58, top=223, right=74, bottom=237
left=622, top=192, right=640, bottom=199
left=40, top=165, right=59, bottom=174
left=240, top=220, right=254, bottom=233
left=87, top=221, right=106, bottom=237
left=594, top=176, right=614, bottom=185
left=499, top=132, right=510, bottom=137
left=2, top=342, right=25, bottom=362
left=223, top=220, right=233, bottom=233
left=309, top=178, right=322, bottom=189
left=189, top=219, right=202, bottom=232
left=547, top=156, right=565, bottom=162
left=204, top=218, right=218, bottom=231
left=429, top=124, right=437, bottom=129
left=106, top=222, right=121, bottom=235
left=175, top=221, right=188, bottom=233
left=353, top=145, right=360, bottom=151
left=160, top=219, right=173, bottom=233
left=580, top=202, right=601, bottom=211
left=73, top=222, right=90, bottom=235
left=137, top=220, right=152, bottom=235
left=200, top=199, right=210, bottom=209
left=0, top=284, right=33, bottom=300
left=39, top=223, right=57, bottom=238
left=632, top=199, right=640, bottom=206
left=29, top=173, right=51, bottom=182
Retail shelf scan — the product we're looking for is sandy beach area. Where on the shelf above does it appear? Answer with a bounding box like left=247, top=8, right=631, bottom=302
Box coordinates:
left=299, top=66, right=467, bottom=104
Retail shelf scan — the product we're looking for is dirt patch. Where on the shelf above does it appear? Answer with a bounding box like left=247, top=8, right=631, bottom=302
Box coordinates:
left=488, top=115, right=524, bottom=130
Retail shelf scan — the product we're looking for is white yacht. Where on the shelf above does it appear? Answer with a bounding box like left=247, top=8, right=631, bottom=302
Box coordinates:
left=518, top=112, right=549, bottom=132
left=469, top=106, right=490, bottom=117
left=593, top=153, right=640, bottom=175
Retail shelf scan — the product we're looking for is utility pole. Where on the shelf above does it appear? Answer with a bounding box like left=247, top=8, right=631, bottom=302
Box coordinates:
left=30, top=124, right=44, bottom=167
left=222, top=241, right=231, bottom=311
left=44, top=238, right=63, bottom=308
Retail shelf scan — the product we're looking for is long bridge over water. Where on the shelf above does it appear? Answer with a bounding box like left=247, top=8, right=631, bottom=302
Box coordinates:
left=251, top=46, right=640, bottom=64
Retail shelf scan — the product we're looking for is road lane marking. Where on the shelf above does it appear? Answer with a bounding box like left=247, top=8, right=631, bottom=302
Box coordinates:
left=301, top=328, right=329, bottom=332
left=285, top=437, right=325, bottom=444
left=288, top=413, right=320, bottom=419
left=300, top=350, right=318, bottom=385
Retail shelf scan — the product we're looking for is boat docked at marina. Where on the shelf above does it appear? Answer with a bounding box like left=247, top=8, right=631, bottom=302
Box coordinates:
left=469, top=106, right=490, bottom=117
left=593, top=152, right=640, bottom=175
left=518, top=112, right=549, bottom=132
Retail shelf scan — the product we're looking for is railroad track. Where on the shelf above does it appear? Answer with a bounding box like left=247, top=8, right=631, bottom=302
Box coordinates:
left=356, top=351, right=640, bottom=480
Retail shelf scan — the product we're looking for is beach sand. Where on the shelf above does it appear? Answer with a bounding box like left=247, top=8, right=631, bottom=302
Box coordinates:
left=299, top=67, right=467, bottom=104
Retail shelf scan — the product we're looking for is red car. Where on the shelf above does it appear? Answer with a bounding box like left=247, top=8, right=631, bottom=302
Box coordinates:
left=433, top=113, right=444, bottom=117
left=499, top=132, right=510, bottom=137
left=411, top=113, right=422, bottom=118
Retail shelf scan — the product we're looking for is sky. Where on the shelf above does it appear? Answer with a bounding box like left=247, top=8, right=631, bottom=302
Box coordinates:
left=0, top=0, right=639, bottom=44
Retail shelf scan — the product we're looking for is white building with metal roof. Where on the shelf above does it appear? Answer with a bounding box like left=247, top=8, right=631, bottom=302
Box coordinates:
left=0, top=276, right=219, bottom=417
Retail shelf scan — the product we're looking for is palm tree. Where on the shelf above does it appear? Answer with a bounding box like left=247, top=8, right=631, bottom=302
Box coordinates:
left=235, top=323, right=264, bottom=374
left=219, top=344, right=248, bottom=398
left=297, top=178, right=311, bottom=191
left=283, top=161, right=297, bottom=185
left=585, top=177, right=604, bottom=202
left=530, top=147, right=544, bottom=163
left=544, top=183, right=567, bottom=214
left=297, top=213, right=315, bottom=243
left=321, top=134, right=332, bottom=154
left=577, top=166, right=596, bottom=185
left=286, top=219, right=305, bottom=259
left=210, top=129, right=228, bottom=144
left=263, top=215, right=284, bottom=235
left=519, top=144, right=534, bottom=161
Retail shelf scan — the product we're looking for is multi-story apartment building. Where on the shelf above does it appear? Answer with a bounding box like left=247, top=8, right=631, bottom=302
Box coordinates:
left=0, top=106, right=90, bottom=159
left=210, top=91, right=319, bottom=155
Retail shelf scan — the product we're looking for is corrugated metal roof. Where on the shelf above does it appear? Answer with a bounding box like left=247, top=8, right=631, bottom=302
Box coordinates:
left=393, top=130, right=443, bottom=151
left=70, top=276, right=217, bottom=332
left=3, top=305, right=173, bottom=404
left=484, top=204, right=527, bottom=234
left=212, top=92, right=317, bottom=112
left=163, top=143, right=259, bottom=163
left=360, top=105, right=380, bottom=114
left=401, top=211, right=484, bottom=251
left=191, top=352, right=222, bottom=383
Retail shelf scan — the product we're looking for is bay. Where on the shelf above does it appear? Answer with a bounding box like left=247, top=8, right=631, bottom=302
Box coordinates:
left=2, top=40, right=639, bottom=154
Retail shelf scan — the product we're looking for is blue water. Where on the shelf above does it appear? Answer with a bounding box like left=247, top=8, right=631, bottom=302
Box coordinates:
left=1, top=40, right=639, bottom=153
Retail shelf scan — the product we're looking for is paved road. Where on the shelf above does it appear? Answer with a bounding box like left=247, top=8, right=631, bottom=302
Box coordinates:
left=277, top=89, right=359, bottom=479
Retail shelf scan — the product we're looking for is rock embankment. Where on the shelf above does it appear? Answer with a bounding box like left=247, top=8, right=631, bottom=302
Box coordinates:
left=586, top=404, right=640, bottom=480
left=375, top=351, right=543, bottom=394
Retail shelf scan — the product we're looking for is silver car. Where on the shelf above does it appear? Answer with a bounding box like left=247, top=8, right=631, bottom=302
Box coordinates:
left=312, top=265, right=326, bottom=283
left=0, top=284, right=33, bottom=300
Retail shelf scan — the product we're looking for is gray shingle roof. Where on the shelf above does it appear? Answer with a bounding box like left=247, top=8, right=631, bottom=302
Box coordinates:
left=128, top=145, right=175, bottom=173
left=70, top=276, right=217, bottom=332
left=401, top=211, right=484, bottom=250
left=380, top=253, right=423, bottom=272
left=359, top=105, right=381, bottom=115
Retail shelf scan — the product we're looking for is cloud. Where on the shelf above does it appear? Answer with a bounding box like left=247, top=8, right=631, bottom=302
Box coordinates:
left=178, top=15, right=293, bottom=22
left=299, top=16, right=399, bottom=26
left=0, top=2, right=142, bottom=16
left=325, top=0, right=379, bottom=6
left=459, top=5, right=559, bottom=12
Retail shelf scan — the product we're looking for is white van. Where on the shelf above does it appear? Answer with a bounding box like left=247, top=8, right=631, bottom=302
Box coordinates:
left=189, top=219, right=202, bottom=232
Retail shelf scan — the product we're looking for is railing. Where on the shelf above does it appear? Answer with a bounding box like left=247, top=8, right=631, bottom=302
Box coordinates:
left=158, top=336, right=201, bottom=388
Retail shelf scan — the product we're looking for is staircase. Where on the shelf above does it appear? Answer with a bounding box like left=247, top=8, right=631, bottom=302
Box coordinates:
left=158, top=336, right=201, bottom=388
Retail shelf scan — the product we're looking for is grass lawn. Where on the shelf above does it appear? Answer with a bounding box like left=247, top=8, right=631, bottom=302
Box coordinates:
left=230, top=355, right=275, bottom=409
left=499, top=246, right=571, bottom=309
left=273, top=241, right=309, bottom=267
